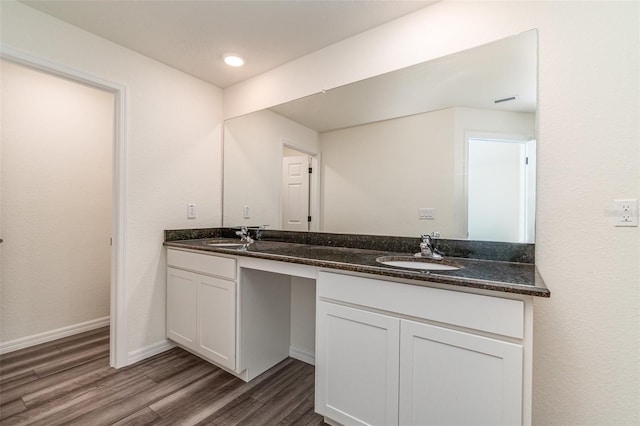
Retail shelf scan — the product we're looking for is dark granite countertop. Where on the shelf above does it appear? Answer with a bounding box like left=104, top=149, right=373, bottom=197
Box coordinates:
left=164, top=237, right=550, bottom=298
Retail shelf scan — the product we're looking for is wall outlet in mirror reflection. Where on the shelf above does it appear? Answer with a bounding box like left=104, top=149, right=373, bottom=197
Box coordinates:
left=418, top=208, right=435, bottom=220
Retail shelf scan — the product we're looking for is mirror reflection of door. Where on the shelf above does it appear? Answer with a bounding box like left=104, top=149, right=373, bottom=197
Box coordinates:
left=467, top=137, right=536, bottom=243
left=282, top=148, right=311, bottom=231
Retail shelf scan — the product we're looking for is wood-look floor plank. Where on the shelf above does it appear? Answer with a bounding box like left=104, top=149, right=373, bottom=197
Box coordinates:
left=0, top=337, right=108, bottom=384
left=249, top=361, right=310, bottom=404
left=3, top=370, right=156, bottom=426
left=240, top=367, right=316, bottom=425
left=1, top=355, right=110, bottom=407
left=151, top=358, right=298, bottom=426
left=150, top=370, right=243, bottom=425
left=0, top=349, right=63, bottom=383
left=0, top=398, right=27, bottom=421
left=110, top=407, right=161, bottom=426
left=196, top=393, right=265, bottom=426
left=142, top=350, right=204, bottom=383
left=67, top=362, right=224, bottom=425
left=0, top=326, right=107, bottom=369
left=54, top=327, right=109, bottom=352
left=32, top=344, right=109, bottom=378
left=0, top=340, right=62, bottom=364
left=279, top=395, right=322, bottom=426
left=0, top=370, right=39, bottom=394
left=0, top=328, right=326, bottom=425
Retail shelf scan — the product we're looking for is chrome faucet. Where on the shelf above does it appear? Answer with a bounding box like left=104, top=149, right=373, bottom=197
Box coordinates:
left=235, top=226, right=254, bottom=244
left=416, top=234, right=443, bottom=260
left=253, top=225, right=267, bottom=240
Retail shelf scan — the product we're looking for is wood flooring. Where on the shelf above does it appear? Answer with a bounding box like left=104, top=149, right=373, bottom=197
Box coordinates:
left=0, top=327, right=325, bottom=425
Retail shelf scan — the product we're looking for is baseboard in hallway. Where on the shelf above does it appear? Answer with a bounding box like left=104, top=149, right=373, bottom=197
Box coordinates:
left=0, top=316, right=110, bottom=355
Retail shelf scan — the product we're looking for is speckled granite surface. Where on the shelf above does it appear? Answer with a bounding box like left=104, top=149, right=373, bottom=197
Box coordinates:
left=165, top=228, right=535, bottom=263
left=164, top=229, right=549, bottom=298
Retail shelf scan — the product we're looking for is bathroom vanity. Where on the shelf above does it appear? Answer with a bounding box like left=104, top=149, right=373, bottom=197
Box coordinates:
left=182, top=28, right=544, bottom=426
left=164, top=229, right=548, bottom=426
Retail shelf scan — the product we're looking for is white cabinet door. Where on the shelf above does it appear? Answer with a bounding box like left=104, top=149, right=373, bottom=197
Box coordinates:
left=167, top=267, right=197, bottom=350
left=198, top=275, right=236, bottom=370
left=316, top=301, right=400, bottom=426
left=399, top=319, right=523, bottom=426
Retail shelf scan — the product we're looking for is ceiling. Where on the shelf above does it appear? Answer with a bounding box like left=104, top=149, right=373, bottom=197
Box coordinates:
left=21, top=0, right=437, bottom=88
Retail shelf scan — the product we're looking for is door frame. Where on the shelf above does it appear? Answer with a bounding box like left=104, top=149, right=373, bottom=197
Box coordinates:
left=463, top=130, right=534, bottom=242
left=1, top=44, right=128, bottom=368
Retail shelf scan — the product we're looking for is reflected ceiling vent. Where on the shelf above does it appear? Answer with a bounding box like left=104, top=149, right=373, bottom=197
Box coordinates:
left=494, top=95, right=519, bottom=104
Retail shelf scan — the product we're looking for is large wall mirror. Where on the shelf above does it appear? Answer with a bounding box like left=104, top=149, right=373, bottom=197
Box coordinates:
left=223, top=30, right=537, bottom=243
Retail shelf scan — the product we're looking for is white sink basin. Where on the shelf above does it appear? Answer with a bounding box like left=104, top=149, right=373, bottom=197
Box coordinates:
left=376, top=256, right=462, bottom=271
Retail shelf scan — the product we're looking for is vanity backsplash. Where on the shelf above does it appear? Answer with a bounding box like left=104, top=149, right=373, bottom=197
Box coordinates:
left=164, top=228, right=534, bottom=264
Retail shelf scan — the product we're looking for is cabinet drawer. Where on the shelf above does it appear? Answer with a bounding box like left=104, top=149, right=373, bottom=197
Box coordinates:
left=167, top=249, right=236, bottom=280
left=318, top=271, right=524, bottom=339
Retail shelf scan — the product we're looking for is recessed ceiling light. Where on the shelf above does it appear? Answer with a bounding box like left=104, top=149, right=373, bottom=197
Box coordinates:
left=224, top=54, right=244, bottom=67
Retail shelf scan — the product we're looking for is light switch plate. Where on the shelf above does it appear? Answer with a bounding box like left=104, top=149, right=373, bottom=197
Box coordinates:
left=418, top=208, right=435, bottom=220
left=187, top=203, right=196, bottom=219
left=614, top=199, right=638, bottom=227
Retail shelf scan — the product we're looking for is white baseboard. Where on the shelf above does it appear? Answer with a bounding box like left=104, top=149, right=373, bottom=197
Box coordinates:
left=323, top=416, right=343, bottom=426
left=127, top=339, right=176, bottom=366
left=0, top=316, right=110, bottom=355
left=289, top=346, right=315, bottom=365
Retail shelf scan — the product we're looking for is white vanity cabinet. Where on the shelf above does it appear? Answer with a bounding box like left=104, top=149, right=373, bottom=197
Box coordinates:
left=166, top=249, right=237, bottom=371
left=316, top=302, right=400, bottom=426
left=316, top=271, right=532, bottom=426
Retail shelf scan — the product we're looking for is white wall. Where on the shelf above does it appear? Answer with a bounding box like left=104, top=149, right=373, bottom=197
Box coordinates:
left=0, top=60, right=112, bottom=345
left=225, top=2, right=640, bottom=424
left=290, top=276, right=316, bottom=358
left=320, top=107, right=459, bottom=237
left=223, top=109, right=318, bottom=228
left=319, top=107, right=534, bottom=239
left=1, top=1, right=224, bottom=361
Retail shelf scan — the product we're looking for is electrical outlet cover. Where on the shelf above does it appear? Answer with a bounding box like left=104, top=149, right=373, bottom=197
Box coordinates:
left=418, top=208, right=435, bottom=220
left=614, top=199, right=638, bottom=227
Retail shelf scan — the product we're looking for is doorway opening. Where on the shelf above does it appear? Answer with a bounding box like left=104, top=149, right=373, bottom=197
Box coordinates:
left=0, top=47, right=127, bottom=367
left=466, top=135, right=536, bottom=243
left=281, top=142, right=319, bottom=232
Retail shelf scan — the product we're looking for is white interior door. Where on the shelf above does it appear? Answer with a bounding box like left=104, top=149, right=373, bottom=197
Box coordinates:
left=282, top=155, right=310, bottom=231
left=467, top=138, right=526, bottom=242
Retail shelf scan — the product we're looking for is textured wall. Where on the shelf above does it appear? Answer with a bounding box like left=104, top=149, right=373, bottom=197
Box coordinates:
left=1, top=1, right=224, bottom=359
left=1, top=60, right=112, bottom=343
left=225, top=2, right=640, bottom=424
left=319, top=107, right=535, bottom=239
left=223, top=109, right=318, bottom=228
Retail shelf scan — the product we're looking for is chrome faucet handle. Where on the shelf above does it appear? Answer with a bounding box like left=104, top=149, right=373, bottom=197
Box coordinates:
left=254, top=225, right=268, bottom=240
left=417, top=233, right=443, bottom=259
left=235, top=226, right=254, bottom=244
